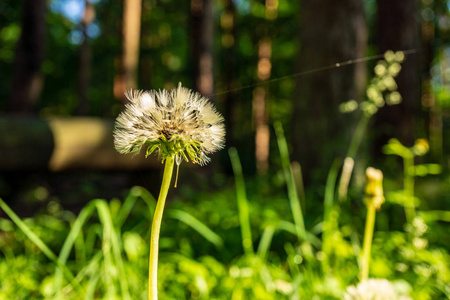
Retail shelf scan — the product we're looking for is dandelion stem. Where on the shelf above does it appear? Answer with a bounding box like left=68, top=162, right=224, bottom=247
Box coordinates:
left=149, top=157, right=174, bottom=300
left=360, top=167, right=384, bottom=282
left=360, top=203, right=376, bottom=281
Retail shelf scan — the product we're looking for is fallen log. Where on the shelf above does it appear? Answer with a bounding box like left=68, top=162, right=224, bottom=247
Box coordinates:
left=0, top=116, right=158, bottom=171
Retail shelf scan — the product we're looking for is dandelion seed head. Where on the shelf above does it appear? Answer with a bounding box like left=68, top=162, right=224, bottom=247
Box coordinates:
left=114, top=83, right=225, bottom=165
left=344, top=279, right=411, bottom=300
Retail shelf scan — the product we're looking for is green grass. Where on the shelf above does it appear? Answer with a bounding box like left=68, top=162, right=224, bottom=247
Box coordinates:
left=1, top=141, right=449, bottom=299
left=1, top=108, right=450, bottom=299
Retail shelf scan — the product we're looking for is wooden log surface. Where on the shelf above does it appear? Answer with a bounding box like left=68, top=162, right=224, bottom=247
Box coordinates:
left=0, top=116, right=158, bottom=171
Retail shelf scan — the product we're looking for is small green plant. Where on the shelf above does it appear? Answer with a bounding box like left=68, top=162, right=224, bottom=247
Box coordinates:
left=338, top=50, right=405, bottom=204
left=113, top=83, right=225, bottom=300
left=382, top=138, right=441, bottom=223
left=317, top=51, right=407, bottom=278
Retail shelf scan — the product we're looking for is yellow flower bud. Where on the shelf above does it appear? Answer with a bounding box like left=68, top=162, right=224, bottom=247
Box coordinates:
left=412, top=139, right=429, bottom=156
left=364, top=167, right=385, bottom=210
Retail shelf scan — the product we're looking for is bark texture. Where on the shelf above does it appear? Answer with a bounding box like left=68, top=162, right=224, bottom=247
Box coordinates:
left=114, top=0, right=142, bottom=101
left=77, top=1, right=95, bottom=115
left=375, top=0, right=419, bottom=147
left=10, top=0, right=46, bottom=113
left=191, top=0, right=214, bottom=98
left=291, top=0, right=367, bottom=181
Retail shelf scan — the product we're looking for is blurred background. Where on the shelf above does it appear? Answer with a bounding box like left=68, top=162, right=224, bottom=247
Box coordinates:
left=0, top=0, right=448, bottom=205
left=0, top=0, right=450, bottom=299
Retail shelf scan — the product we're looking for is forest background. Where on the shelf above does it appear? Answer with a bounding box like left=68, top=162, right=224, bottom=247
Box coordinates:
left=0, top=0, right=449, bottom=299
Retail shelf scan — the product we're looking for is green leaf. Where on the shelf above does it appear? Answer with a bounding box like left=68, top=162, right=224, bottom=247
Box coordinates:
left=167, top=209, right=223, bottom=249
left=146, top=144, right=159, bottom=158
left=413, top=164, right=442, bottom=176
left=386, top=190, right=420, bottom=207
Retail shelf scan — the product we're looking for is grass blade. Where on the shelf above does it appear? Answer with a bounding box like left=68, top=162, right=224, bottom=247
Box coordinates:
left=257, top=225, right=275, bottom=260
left=274, top=122, right=307, bottom=243
left=0, top=197, right=82, bottom=294
left=338, top=115, right=370, bottom=203
left=54, top=200, right=97, bottom=294
left=277, top=221, right=321, bottom=248
left=94, top=199, right=131, bottom=300
left=116, top=186, right=157, bottom=228
left=321, top=159, right=342, bottom=273
left=229, top=147, right=254, bottom=255
left=168, top=209, right=223, bottom=249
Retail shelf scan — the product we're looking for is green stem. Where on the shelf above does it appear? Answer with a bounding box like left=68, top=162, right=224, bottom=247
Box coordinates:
left=338, top=115, right=370, bottom=203
left=347, top=115, right=370, bottom=160
left=229, top=148, right=254, bottom=255
left=149, top=157, right=174, bottom=300
left=360, top=202, right=376, bottom=281
left=322, top=159, right=342, bottom=273
left=274, top=122, right=307, bottom=242
left=403, top=155, right=416, bottom=223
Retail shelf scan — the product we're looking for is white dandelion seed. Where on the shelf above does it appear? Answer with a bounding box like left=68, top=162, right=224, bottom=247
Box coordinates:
left=343, top=279, right=412, bottom=300
left=113, top=83, right=226, bottom=166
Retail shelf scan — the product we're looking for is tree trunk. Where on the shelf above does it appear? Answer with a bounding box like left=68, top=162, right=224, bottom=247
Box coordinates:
left=191, top=0, right=214, bottom=97
left=291, top=0, right=367, bottom=181
left=114, top=0, right=142, bottom=101
left=253, top=38, right=272, bottom=174
left=77, top=1, right=95, bottom=115
left=253, top=0, right=278, bottom=174
left=9, top=0, right=46, bottom=114
left=375, top=0, right=419, bottom=147
left=420, top=1, right=442, bottom=162
left=221, top=0, right=237, bottom=146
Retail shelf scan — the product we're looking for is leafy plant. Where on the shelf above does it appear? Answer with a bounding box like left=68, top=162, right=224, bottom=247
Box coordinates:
left=383, top=138, right=441, bottom=223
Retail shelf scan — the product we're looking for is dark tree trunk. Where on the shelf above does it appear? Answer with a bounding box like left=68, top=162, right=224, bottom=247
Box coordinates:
left=253, top=0, right=278, bottom=174
left=291, top=0, right=367, bottom=181
left=420, top=1, right=442, bottom=162
left=190, top=0, right=214, bottom=98
left=375, top=0, right=420, bottom=148
left=221, top=0, right=237, bottom=146
left=9, top=0, right=46, bottom=114
left=77, top=1, right=95, bottom=115
left=114, top=0, right=142, bottom=102
left=253, top=38, right=272, bottom=174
